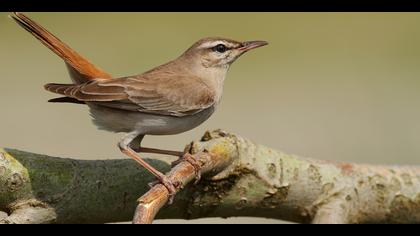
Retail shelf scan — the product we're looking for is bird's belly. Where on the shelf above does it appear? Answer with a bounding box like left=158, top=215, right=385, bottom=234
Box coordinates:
left=88, top=104, right=215, bottom=135
left=143, top=108, right=214, bottom=135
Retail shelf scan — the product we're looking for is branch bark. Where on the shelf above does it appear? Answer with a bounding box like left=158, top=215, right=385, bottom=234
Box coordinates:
left=1, top=130, right=419, bottom=224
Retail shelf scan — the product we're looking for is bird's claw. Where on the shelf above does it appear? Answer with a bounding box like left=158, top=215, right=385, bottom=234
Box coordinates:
left=148, top=176, right=181, bottom=204
left=177, top=153, right=202, bottom=183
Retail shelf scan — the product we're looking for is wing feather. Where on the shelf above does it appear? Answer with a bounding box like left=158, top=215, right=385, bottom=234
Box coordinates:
left=44, top=73, right=216, bottom=117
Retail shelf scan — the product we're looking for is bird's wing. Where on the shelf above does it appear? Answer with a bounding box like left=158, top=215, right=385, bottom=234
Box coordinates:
left=44, top=74, right=216, bottom=117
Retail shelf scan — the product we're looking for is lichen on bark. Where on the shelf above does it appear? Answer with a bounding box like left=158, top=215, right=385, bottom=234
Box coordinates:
left=1, top=130, right=420, bottom=224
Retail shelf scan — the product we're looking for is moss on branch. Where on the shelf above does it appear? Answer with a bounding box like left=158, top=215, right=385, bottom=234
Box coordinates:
left=1, top=130, right=419, bottom=224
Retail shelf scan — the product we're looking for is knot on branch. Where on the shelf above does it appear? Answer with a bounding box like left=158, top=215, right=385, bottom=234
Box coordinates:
left=0, top=151, right=32, bottom=207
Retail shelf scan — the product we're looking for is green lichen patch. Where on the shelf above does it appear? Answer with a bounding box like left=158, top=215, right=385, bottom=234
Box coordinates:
left=307, top=165, right=322, bottom=185
left=0, top=149, right=33, bottom=210
left=0, top=211, right=7, bottom=221
left=185, top=173, right=241, bottom=219
left=261, top=185, right=290, bottom=209
left=266, top=163, right=277, bottom=179
left=235, top=197, right=248, bottom=210
left=322, top=182, right=335, bottom=194
left=6, top=173, right=24, bottom=192
left=400, top=173, right=413, bottom=186
left=0, top=166, right=5, bottom=177
left=390, top=177, right=402, bottom=193
left=368, top=174, right=389, bottom=206
left=387, top=193, right=420, bottom=223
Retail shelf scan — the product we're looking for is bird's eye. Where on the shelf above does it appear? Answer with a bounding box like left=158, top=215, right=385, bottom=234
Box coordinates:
left=213, top=44, right=228, bottom=53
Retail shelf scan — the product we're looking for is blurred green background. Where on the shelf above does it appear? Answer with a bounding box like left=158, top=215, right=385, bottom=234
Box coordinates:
left=1, top=13, right=420, bottom=223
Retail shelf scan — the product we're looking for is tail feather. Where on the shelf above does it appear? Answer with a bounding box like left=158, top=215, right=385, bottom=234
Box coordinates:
left=44, top=83, right=80, bottom=96
left=48, top=97, right=86, bottom=104
left=10, top=12, right=112, bottom=83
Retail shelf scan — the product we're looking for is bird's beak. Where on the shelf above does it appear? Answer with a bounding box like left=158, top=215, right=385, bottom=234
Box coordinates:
left=239, top=40, right=269, bottom=52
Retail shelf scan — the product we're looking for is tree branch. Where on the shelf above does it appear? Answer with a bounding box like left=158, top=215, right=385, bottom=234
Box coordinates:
left=133, top=149, right=234, bottom=224
left=1, top=130, right=419, bottom=224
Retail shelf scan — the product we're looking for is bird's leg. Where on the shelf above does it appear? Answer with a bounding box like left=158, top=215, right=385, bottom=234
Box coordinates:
left=136, top=147, right=184, bottom=157
left=129, top=135, right=184, bottom=157
left=129, top=135, right=202, bottom=183
left=119, top=133, right=180, bottom=203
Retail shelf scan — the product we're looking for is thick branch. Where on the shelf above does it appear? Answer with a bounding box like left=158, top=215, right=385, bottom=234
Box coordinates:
left=1, top=130, right=420, bottom=224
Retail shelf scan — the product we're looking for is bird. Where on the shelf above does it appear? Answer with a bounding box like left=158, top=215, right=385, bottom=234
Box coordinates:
left=10, top=12, right=268, bottom=196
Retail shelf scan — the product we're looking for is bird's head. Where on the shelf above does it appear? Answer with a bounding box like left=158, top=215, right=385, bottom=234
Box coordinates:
left=182, top=37, right=268, bottom=69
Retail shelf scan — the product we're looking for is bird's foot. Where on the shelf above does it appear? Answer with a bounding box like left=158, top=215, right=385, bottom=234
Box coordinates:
left=148, top=175, right=181, bottom=204
left=172, top=153, right=202, bottom=183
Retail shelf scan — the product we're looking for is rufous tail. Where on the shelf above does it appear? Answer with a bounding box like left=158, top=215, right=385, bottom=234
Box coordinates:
left=10, top=12, right=112, bottom=83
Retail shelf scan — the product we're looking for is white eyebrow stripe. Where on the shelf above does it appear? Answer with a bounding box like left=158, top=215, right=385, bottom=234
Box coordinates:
left=198, top=41, right=236, bottom=49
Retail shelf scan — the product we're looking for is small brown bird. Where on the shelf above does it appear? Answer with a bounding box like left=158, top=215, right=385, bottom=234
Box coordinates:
left=11, top=12, right=267, bottom=195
